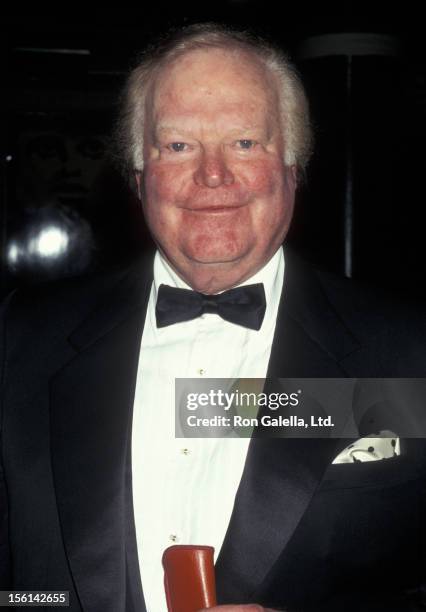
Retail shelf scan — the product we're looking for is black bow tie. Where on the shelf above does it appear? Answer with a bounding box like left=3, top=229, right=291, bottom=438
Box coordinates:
left=155, top=283, right=266, bottom=330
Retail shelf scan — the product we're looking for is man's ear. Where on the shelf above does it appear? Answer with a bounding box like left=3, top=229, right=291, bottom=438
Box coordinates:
left=134, top=171, right=142, bottom=201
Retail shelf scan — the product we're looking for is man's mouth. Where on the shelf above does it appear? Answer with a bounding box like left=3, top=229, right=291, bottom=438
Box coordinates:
left=185, top=204, right=246, bottom=213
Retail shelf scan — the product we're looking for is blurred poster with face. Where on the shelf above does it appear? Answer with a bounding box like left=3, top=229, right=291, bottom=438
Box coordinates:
left=3, top=113, right=148, bottom=293
left=16, top=128, right=105, bottom=211
left=5, top=116, right=103, bottom=285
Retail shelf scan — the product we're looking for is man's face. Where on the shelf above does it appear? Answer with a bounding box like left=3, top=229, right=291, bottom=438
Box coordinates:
left=139, top=48, right=297, bottom=293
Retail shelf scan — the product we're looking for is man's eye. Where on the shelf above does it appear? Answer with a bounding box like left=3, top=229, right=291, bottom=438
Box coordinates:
left=236, top=139, right=256, bottom=150
left=167, top=142, right=187, bottom=152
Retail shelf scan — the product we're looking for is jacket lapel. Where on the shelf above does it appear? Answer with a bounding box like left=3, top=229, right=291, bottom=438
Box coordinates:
left=216, top=249, right=360, bottom=604
left=267, top=248, right=360, bottom=379
left=49, top=259, right=152, bottom=612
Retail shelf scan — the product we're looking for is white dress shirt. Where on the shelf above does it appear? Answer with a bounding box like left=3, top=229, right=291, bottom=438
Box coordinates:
left=131, top=247, right=284, bottom=612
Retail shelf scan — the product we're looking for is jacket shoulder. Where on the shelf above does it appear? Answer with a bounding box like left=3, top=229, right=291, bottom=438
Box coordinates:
left=1, top=256, right=152, bottom=345
left=312, top=263, right=426, bottom=375
left=313, top=265, right=426, bottom=342
left=284, top=249, right=426, bottom=375
left=0, top=255, right=153, bottom=391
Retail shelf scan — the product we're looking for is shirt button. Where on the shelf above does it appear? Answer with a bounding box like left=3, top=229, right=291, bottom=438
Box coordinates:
left=169, top=534, right=178, bottom=542
left=181, top=448, right=190, bottom=455
left=198, top=368, right=205, bottom=376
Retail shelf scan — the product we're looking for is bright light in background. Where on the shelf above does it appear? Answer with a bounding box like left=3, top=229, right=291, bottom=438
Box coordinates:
left=7, top=241, right=20, bottom=264
left=28, top=226, right=70, bottom=258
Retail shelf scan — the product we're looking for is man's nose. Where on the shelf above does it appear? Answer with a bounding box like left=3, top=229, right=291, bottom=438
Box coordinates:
left=193, top=148, right=234, bottom=188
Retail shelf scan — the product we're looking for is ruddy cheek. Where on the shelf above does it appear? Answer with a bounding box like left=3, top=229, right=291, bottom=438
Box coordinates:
left=240, top=160, right=283, bottom=194
left=144, top=166, right=176, bottom=202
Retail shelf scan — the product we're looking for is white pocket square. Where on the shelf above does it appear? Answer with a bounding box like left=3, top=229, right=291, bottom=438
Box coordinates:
left=332, top=430, right=400, bottom=464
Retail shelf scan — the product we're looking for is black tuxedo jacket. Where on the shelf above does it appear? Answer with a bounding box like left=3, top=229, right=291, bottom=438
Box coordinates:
left=1, top=249, right=426, bottom=612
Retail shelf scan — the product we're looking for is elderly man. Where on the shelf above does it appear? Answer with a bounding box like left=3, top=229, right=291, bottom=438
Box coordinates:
left=1, top=23, right=426, bottom=612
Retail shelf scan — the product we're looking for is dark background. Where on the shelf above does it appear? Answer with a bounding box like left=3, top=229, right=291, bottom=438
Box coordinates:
left=2, top=1, right=426, bottom=300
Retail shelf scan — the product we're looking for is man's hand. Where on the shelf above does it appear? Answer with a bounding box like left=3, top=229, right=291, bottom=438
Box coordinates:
left=198, top=605, right=279, bottom=611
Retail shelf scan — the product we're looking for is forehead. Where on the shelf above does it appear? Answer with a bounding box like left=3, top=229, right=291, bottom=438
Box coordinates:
left=146, top=47, right=280, bottom=129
